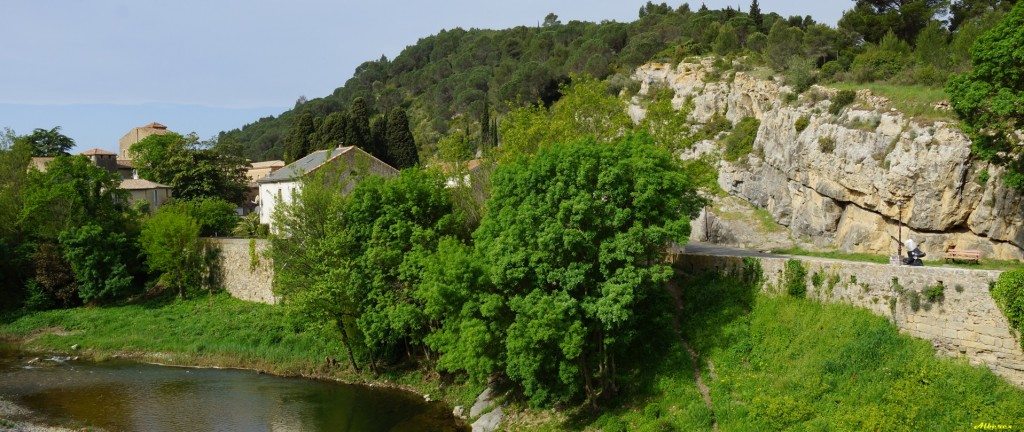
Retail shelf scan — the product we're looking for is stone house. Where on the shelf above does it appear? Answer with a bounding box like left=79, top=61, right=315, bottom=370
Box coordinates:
left=120, top=178, right=173, bottom=212
left=257, top=146, right=398, bottom=229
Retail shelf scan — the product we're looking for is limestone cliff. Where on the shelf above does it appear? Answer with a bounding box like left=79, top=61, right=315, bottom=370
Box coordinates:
left=632, top=59, right=1024, bottom=260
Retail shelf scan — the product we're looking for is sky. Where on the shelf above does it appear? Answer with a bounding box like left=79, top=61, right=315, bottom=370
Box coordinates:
left=1, top=1, right=850, bottom=155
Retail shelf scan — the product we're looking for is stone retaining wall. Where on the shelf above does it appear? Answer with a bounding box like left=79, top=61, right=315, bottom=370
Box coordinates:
left=675, top=253, right=1024, bottom=387
left=205, top=238, right=278, bottom=304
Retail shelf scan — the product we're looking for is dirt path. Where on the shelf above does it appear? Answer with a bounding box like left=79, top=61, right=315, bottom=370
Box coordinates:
left=666, top=279, right=719, bottom=432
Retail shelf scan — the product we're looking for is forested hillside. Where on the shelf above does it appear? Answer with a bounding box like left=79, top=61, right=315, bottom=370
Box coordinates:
left=219, top=0, right=1013, bottom=163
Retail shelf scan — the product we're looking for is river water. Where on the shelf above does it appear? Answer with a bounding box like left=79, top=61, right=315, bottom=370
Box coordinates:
left=0, top=352, right=466, bottom=431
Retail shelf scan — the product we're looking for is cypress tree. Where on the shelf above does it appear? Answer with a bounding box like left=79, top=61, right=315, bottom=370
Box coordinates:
left=369, top=115, right=389, bottom=163
left=317, top=111, right=347, bottom=150
left=346, top=97, right=371, bottom=151
left=750, top=0, right=763, bottom=31
left=480, top=98, right=490, bottom=149
left=284, top=112, right=315, bottom=163
left=385, top=108, right=419, bottom=169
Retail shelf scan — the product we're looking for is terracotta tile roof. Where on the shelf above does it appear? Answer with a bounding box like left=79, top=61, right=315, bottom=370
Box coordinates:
left=120, top=178, right=171, bottom=190
left=81, top=148, right=117, bottom=156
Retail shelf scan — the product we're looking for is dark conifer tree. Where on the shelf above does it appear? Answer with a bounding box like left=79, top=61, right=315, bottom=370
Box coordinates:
left=284, top=112, right=315, bottom=163
left=368, top=115, right=389, bottom=163
left=346, top=97, right=371, bottom=151
left=750, top=0, right=763, bottom=31
left=385, top=108, right=419, bottom=169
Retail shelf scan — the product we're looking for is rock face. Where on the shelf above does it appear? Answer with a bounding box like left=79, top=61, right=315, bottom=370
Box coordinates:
left=633, top=60, right=1024, bottom=259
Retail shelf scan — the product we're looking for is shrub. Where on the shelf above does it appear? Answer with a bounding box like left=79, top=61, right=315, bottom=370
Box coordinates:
left=978, top=169, right=990, bottom=185
left=906, top=290, right=922, bottom=312
left=703, top=113, right=733, bottom=138
left=924, top=284, right=945, bottom=302
left=818, top=136, right=836, bottom=153
left=794, top=115, right=810, bottom=133
left=992, top=269, right=1024, bottom=348
left=785, top=259, right=808, bottom=298
left=820, top=61, right=843, bottom=80
left=811, top=271, right=825, bottom=289
left=829, top=90, right=856, bottom=115
left=784, top=57, right=817, bottom=94
left=723, top=117, right=760, bottom=161
left=742, top=256, right=764, bottom=288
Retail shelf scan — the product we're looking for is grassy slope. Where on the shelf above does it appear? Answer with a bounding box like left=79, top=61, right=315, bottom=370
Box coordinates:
left=4, top=279, right=1023, bottom=431
left=517, top=272, right=1024, bottom=430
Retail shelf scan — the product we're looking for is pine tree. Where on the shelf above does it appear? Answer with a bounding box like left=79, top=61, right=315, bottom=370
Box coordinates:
left=284, top=112, right=315, bottom=163
left=385, top=109, right=419, bottom=169
left=750, top=0, right=763, bottom=31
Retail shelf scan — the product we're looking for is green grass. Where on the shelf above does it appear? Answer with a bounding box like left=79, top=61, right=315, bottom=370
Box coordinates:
left=0, top=292, right=482, bottom=408
left=827, top=82, right=954, bottom=121
left=523, top=272, right=1024, bottom=430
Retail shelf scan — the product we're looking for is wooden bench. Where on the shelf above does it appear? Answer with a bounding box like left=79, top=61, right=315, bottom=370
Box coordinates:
left=944, top=248, right=980, bottom=264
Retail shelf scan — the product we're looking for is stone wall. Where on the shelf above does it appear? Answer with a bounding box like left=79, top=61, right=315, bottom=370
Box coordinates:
left=206, top=238, right=278, bottom=304
left=675, top=253, right=1024, bottom=387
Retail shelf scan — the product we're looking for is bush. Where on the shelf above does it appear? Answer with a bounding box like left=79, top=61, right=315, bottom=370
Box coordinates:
left=811, top=271, right=825, bottom=289
left=784, top=57, right=817, bottom=94
left=820, top=61, right=843, bottom=80
left=906, top=290, right=922, bottom=312
left=794, top=115, right=810, bottom=133
left=723, top=117, right=761, bottom=161
left=992, top=269, right=1024, bottom=348
left=818, top=136, right=836, bottom=153
left=924, top=284, right=945, bottom=302
left=785, top=259, right=808, bottom=298
left=829, top=90, right=856, bottom=115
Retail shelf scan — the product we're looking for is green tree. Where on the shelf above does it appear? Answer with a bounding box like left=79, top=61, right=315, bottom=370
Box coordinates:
left=347, top=97, right=371, bottom=151
left=58, top=223, right=134, bottom=303
left=369, top=115, right=389, bottom=163
left=947, top=1, right=1024, bottom=188
left=750, top=0, right=763, bottom=30
left=285, top=112, right=315, bottom=163
left=316, top=111, right=348, bottom=150
left=714, top=22, right=741, bottom=55
left=130, top=132, right=248, bottom=203
left=766, top=21, right=804, bottom=70
left=21, top=155, right=128, bottom=241
left=839, top=0, right=947, bottom=44
left=470, top=135, right=706, bottom=406
left=914, top=20, right=949, bottom=68
left=385, top=108, right=420, bottom=169
left=139, top=205, right=203, bottom=299
left=22, top=126, right=75, bottom=157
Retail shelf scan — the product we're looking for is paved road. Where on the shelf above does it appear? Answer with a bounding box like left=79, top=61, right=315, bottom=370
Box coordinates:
left=677, top=241, right=779, bottom=258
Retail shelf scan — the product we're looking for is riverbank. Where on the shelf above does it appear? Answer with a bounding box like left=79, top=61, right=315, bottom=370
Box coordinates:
left=0, top=293, right=483, bottom=419
left=5, top=280, right=1024, bottom=430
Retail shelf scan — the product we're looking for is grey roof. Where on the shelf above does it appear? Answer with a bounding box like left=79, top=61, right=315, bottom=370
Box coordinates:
left=258, top=147, right=355, bottom=184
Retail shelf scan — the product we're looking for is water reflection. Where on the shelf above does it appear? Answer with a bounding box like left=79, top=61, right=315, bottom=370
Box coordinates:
left=0, top=354, right=465, bottom=431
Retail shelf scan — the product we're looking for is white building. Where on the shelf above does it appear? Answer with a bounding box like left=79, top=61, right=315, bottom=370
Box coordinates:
left=257, top=146, right=398, bottom=229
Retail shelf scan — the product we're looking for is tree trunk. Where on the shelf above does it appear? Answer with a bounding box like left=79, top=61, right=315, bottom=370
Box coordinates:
left=338, top=322, right=360, bottom=373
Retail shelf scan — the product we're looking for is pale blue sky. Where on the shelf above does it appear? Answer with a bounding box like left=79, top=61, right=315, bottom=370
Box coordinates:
left=1, top=1, right=848, bottom=155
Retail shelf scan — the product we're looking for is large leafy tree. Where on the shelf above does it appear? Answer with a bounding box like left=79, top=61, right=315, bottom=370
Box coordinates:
left=130, top=132, right=248, bottom=203
left=838, top=0, right=947, bottom=44
left=947, top=1, right=1024, bottom=188
left=21, top=155, right=138, bottom=305
left=139, top=205, right=202, bottom=299
left=465, top=135, right=706, bottom=406
left=22, top=126, right=75, bottom=157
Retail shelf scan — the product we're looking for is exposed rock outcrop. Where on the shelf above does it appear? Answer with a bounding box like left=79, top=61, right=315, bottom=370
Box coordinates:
left=633, top=59, right=1024, bottom=259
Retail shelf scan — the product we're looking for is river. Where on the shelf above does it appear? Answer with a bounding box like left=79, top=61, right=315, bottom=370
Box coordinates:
left=0, top=351, right=466, bottom=431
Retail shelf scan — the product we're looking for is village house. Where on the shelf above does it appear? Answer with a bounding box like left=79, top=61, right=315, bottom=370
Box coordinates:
left=120, top=177, right=173, bottom=212
left=257, top=146, right=398, bottom=229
